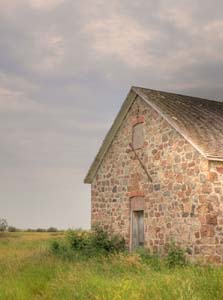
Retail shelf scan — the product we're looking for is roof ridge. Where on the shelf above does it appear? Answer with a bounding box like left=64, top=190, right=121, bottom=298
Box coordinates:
left=132, top=86, right=223, bottom=104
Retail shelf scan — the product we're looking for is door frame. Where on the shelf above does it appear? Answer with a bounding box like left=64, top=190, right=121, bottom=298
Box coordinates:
left=129, top=196, right=145, bottom=252
left=131, top=210, right=144, bottom=251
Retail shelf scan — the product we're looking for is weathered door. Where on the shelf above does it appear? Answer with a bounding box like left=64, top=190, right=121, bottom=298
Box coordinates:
left=132, top=210, right=144, bottom=250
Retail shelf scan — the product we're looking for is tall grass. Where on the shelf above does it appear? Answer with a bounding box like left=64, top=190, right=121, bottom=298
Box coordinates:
left=0, top=232, right=223, bottom=300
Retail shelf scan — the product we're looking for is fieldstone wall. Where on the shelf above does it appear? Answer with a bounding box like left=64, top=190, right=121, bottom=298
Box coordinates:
left=91, top=95, right=223, bottom=264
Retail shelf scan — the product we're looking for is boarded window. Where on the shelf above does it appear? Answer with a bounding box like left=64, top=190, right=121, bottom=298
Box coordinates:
left=132, top=123, right=144, bottom=149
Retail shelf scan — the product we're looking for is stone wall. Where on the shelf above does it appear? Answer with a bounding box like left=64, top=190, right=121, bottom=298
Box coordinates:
left=91, top=95, right=223, bottom=263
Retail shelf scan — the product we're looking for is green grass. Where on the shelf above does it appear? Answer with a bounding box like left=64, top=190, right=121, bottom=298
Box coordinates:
left=0, top=232, right=223, bottom=300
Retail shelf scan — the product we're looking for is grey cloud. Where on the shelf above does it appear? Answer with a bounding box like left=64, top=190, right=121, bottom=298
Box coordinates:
left=1, top=0, right=223, bottom=228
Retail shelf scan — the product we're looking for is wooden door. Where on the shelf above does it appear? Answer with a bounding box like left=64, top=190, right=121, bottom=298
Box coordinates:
left=132, top=210, right=144, bottom=250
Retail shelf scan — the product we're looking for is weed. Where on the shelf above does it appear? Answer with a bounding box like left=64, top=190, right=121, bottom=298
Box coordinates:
left=166, top=241, right=187, bottom=268
left=0, top=232, right=223, bottom=300
left=136, top=248, right=163, bottom=271
left=52, top=227, right=126, bottom=258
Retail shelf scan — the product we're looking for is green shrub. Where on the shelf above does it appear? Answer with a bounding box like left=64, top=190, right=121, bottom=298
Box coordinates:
left=49, top=239, right=76, bottom=260
left=91, top=226, right=125, bottom=254
left=66, top=229, right=93, bottom=253
left=109, top=232, right=126, bottom=252
left=36, top=228, right=46, bottom=232
left=49, top=240, right=60, bottom=254
left=47, top=227, right=58, bottom=232
left=8, top=226, right=17, bottom=232
left=166, top=242, right=187, bottom=268
left=136, top=243, right=187, bottom=270
left=50, top=227, right=126, bottom=258
left=136, top=248, right=163, bottom=271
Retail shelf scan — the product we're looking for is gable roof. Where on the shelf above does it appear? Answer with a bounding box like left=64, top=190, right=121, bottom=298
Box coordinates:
left=84, top=86, right=223, bottom=184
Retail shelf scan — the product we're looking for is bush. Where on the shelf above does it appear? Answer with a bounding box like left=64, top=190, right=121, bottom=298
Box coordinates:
left=8, top=226, right=17, bottom=232
left=91, top=226, right=125, bottom=253
left=50, top=227, right=126, bottom=258
left=66, top=227, right=126, bottom=255
left=47, top=227, right=58, bottom=232
left=135, top=243, right=187, bottom=270
left=136, top=248, right=163, bottom=271
left=36, top=228, right=46, bottom=232
left=166, top=242, right=187, bottom=268
left=49, top=240, right=60, bottom=254
left=66, top=229, right=92, bottom=252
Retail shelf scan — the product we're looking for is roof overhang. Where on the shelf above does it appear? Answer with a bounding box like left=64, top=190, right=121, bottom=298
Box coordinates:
left=84, top=88, right=137, bottom=183
left=84, top=86, right=223, bottom=184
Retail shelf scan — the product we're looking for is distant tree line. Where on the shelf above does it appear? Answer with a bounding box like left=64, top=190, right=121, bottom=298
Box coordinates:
left=27, top=227, right=59, bottom=232
left=0, top=218, right=60, bottom=233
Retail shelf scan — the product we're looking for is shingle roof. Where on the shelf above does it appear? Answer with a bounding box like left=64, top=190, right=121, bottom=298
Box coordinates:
left=133, top=87, right=223, bottom=161
left=84, top=87, right=223, bottom=183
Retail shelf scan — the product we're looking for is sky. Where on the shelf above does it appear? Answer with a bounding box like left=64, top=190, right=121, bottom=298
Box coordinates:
left=1, top=0, right=223, bottom=229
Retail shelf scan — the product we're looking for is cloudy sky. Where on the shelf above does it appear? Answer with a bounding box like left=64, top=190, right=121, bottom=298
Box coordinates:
left=1, top=0, right=223, bottom=229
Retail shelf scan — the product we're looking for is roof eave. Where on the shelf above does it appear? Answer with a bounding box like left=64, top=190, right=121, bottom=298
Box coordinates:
left=84, top=88, right=138, bottom=184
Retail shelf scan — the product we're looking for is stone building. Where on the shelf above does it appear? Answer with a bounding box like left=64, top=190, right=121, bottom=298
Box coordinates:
left=84, top=86, right=223, bottom=263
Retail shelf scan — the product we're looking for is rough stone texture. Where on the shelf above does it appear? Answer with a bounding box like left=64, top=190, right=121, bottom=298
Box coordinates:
left=91, top=96, right=223, bottom=264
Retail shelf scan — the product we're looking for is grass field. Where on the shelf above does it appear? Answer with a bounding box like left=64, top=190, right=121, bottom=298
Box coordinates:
left=1, top=232, right=223, bottom=300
